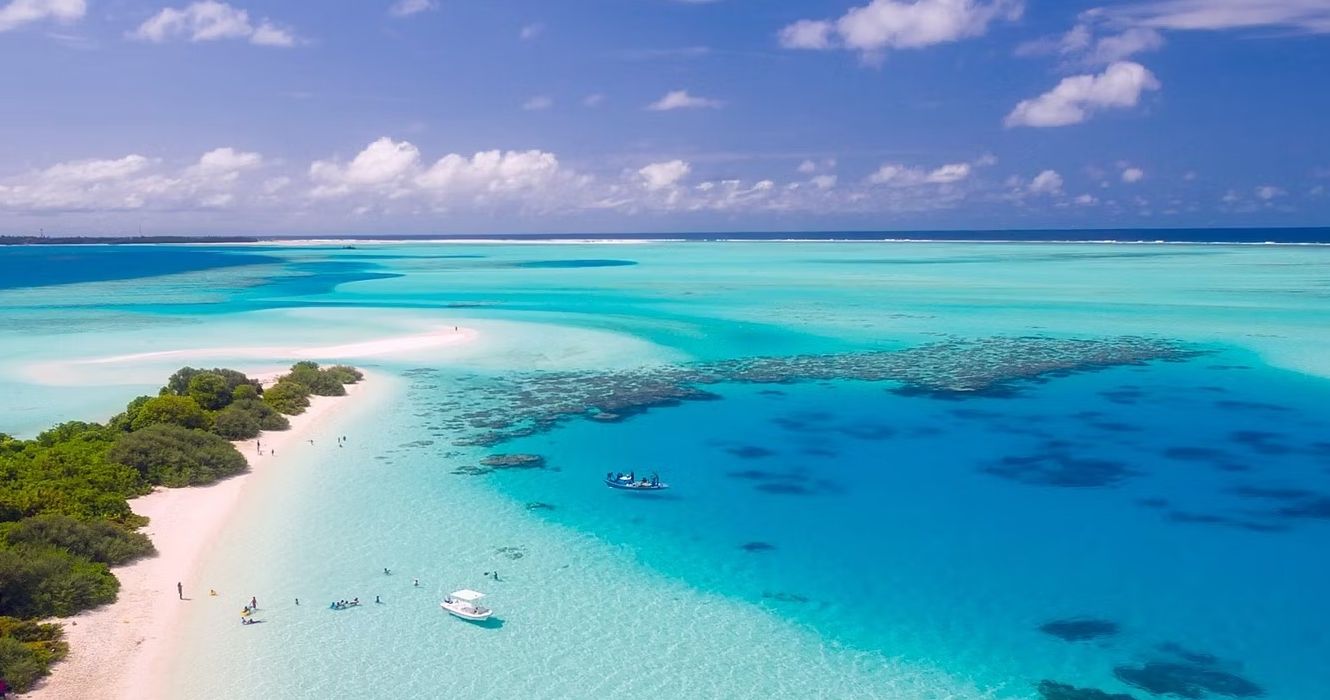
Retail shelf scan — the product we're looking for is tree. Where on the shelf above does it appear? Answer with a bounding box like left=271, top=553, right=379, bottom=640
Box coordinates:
left=231, top=383, right=259, bottom=401
left=212, top=406, right=261, bottom=440
left=0, top=617, right=67, bottom=694
left=165, top=367, right=204, bottom=396
left=0, top=547, right=119, bottom=619
left=229, top=399, right=289, bottom=431
left=186, top=372, right=231, bottom=410
left=106, top=425, right=247, bottom=487
left=325, top=365, right=364, bottom=384
left=129, top=395, right=210, bottom=431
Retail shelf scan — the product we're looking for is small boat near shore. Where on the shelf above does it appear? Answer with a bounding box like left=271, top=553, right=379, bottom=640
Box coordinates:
left=441, top=589, right=493, bottom=621
left=604, top=471, right=669, bottom=491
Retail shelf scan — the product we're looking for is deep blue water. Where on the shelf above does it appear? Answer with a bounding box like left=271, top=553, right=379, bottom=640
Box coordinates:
left=483, top=356, right=1330, bottom=699
left=0, top=246, right=280, bottom=290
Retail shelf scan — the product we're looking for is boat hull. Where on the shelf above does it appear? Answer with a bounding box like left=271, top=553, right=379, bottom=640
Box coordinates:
left=604, top=479, right=669, bottom=491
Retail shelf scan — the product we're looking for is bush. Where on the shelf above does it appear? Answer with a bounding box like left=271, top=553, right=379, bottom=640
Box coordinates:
left=263, top=378, right=311, bottom=415
left=106, top=425, right=247, bottom=487
left=211, top=406, right=262, bottom=440
left=129, top=395, right=210, bottom=431
left=2, top=515, right=154, bottom=566
left=325, top=365, right=363, bottom=384
left=228, top=399, right=289, bottom=432
left=0, top=629, right=68, bottom=694
left=287, top=364, right=345, bottom=397
left=0, top=547, right=119, bottom=619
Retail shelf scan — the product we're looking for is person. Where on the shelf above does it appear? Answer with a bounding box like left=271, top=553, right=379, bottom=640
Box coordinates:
left=352, top=597, right=359, bottom=606
left=209, top=589, right=218, bottom=597
left=295, top=598, right=300, bottom=606
left=606, top=471, right=613, bottom=481
left=384, top=567, right=391, bottom=575
left=413, top=578, right=419, bottom=587
left=250, top=596, right=258, bottom=610
left=629, top=471, right=635, bottom=483
left=177, top=581, right=183, bottom=600
left=375, top=595, right=381, bottom=604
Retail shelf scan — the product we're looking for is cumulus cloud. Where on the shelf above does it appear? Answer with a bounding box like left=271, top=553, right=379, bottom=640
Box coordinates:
left=0, top=147, right=264, bottom=212
left=309, top=137, right=421, bottom=195
left=132, top=1, right=298, bottom=46
left=868, top=160, right=975, bottom=186
left=779, top=0, right=1023, bottom=60
left=1121, top=166, right=1145, bottom=183
left=638, top=160, right=691, bottom=190
left=1018, top=12, right=1165, bottom=67
left=1028, top=169, right=1064, bottom=195
left=1255, top=185, right=1285, bottom=200
left=647, top=90, right=723, bottom=111
left=0, top=0, right=84, bottom=32
left=306, top=137, right=569, bottom=208
left=520, top=22, right=544, bottom=40
left=1005, top=61, right=1160, bottom=127
left=388, top=0, right=435, bottom=18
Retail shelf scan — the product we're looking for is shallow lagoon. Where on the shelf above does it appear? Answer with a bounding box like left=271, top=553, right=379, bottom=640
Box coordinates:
left=1, top=241, right=1328, bottom=699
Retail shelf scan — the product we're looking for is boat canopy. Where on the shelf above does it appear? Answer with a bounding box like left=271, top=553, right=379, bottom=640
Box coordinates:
left=450, top=589, right=486, bottom=601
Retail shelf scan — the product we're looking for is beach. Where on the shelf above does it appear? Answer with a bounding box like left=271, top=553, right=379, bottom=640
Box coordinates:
left=27, top=375, right=380, bottom=700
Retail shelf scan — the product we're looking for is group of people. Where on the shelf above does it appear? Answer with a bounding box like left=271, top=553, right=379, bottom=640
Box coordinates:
left=329, top=598, right=361, bottom=610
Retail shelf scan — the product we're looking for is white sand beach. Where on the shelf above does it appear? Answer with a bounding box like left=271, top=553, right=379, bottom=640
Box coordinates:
left=27, top=375, right=379, bottom=700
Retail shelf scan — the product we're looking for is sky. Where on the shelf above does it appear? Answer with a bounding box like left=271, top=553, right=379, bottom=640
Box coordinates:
left=0, top=0, right=1327, bottom=236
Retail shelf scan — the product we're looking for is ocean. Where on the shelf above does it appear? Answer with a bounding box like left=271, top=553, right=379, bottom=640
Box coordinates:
left=0, top=238, right=1326, bottom=699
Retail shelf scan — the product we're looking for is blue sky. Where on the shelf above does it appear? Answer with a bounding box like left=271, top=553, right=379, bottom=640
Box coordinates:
left=0, top=0, right=1327, bottom=235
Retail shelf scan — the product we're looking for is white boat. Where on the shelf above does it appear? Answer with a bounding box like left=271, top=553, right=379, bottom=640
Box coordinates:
left=440, top=589, right=493, bottom=621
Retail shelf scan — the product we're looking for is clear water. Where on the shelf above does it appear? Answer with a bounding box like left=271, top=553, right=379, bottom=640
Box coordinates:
left=0, top=240, right=1327, bottom=699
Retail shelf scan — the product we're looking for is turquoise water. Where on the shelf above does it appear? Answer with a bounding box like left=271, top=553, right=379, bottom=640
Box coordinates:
left=1, top=241, right=1328, bottom=699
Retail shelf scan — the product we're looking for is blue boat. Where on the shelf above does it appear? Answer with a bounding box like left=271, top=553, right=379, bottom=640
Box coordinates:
left=604, top=471, right=669, bottom=491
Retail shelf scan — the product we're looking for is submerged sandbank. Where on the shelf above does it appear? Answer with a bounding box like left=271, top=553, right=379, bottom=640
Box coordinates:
left=28, top=374, right=379, bottom=700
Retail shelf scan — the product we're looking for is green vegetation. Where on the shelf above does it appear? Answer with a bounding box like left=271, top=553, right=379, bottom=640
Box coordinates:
left=0, top=362, right=360, bottom=692
left=262, top=361, right=361, bottom=415
left=0, top=618, right=68, bottom=694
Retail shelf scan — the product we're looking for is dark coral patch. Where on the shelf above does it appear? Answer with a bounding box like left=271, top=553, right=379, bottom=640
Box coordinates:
left=726, top=445, right=776, bottom=459
left=1039, top=618, right=1120, bottom=642
left=1215, top=400, right=1290, bottom=413
left=740, top=541, right=776, bottom=552
left=984, top=448, right=1134, bottom=488
left=1036, top=680, right=1136, bottom=700
left=1113, top=661, right=1263, bottom=698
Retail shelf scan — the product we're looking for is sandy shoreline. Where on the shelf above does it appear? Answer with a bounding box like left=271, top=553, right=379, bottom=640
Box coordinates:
left=27, top=377, right=371, bottom=700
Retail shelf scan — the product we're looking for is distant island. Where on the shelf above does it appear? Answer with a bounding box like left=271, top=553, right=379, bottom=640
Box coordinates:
left=0, top=361, right=361, bottom=693
left=0, top=236, right=260, bottom=246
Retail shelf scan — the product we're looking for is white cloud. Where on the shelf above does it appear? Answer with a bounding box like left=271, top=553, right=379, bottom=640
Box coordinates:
left=1018, top=13, right=1164, bottom=67
left=388, top=0, right=435, bottom=18
left=780, top=0, right=1023, bottom=59
left=0, top=0, right=84, bottom=32
left=797, top=160, right=819, bottom=174
left=309, top=137, right=421, bottom=194
left=131, top=1, right=299, bottom=46
left=520, top=22, right=544, bottom=40
left=582, top=93, right=606, bottom=107
left=638, top=160, right=691, bottom=190
left=522, top=96, right=553, bottom=111
left=1074, top=193, right=1099, bottom=205
left=779, top=19, right=835, bottom=49
left=0, top=147, right=264, bottom=212
left=810, top=174, right=838, bottom=190
left=1111, top=0, right=1330, bottom=33
left=1028, top=169, right=1064, bottom=195
left=1121, top=167, right=1145, bottom=183
left=647, top=90, right=723, bottom=111
left=1255, top=185, right=1285, bottom=200
left=415, top=150, right=562, bottom=194
left=869, top=161, right=973, bottom=186
left=1005, top=61, right=1160, bottom=127
left=192, top=147, right=263, bottom=176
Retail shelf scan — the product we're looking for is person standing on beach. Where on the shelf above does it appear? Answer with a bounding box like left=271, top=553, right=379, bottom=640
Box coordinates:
left=177, top=582, right=183, bottom=600
left=250, top=595, right=258, bottom=610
